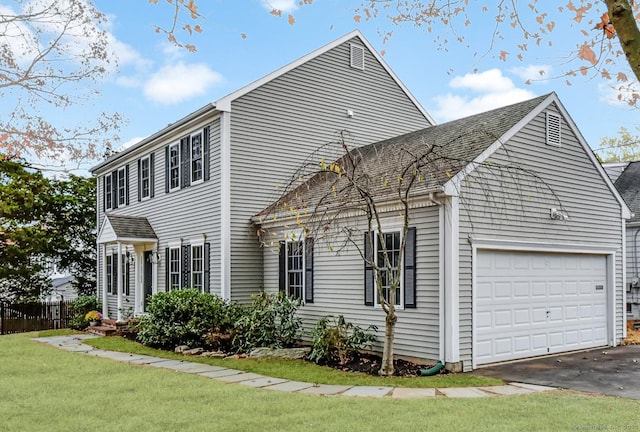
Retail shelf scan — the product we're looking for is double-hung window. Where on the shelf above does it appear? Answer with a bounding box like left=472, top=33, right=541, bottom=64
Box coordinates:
left=140, top=156, right=150, bottom=198
left=169, top=143, right=180, bottom=191
left=191, top=131, right=203, bottom=184
left=376, top=232, right=402, bottom=306
left=279, top=237, right=314, bottom=303
left=105, top=175, right=113, bottom=210
left=106, top=254, right=113, bottom=294
left=191, top=243, right=204, bottom=292
left=117, top=167, right=126, bottom=206
left=168, top=247, right=181, bottom=290
left=364, top=227, right=416, bottom=309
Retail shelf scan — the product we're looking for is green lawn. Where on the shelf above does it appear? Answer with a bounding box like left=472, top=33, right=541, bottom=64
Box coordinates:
left=85, top=336, right=501, bottom=388
left=1, top=331, right=639, bottom=432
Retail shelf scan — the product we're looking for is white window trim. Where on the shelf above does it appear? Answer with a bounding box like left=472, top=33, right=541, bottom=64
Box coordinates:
left=117, top=167, right=126, bottom=206
left=283, top=230, right=306, bottom=302
left=372, top=223, right=405, bottom=309
left=169, top=142, right=181, bottom=192
left=140, top=155, right=151, bottom=200
left=105, top=174, right=113, bottom=210
left=190, top=235, right=205, bottom=292
left=190, top=129, right=204, bottom=185
left=168, top=240, right=181, bottom=291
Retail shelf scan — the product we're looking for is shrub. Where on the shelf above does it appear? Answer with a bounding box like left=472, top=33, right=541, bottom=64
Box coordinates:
left=308, top=315, right=377, bottom=365
left=232, top=292, right=301, bottom=352
left=136, top=289, right=237, bottom=350
left=68, top=295, right=100, bottom=330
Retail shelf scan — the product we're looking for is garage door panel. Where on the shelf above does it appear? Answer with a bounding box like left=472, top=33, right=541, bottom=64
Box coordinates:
left=475, top=250, right=608, bottom=366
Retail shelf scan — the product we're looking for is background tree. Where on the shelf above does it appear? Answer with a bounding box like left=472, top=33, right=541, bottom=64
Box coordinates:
left=258, top=128, right=562, bottom=376
left=0, top=157, right=96, bottom=301
left=596, top=126, right=640, bottom=161
left=0, top=0, right=121, bottom=162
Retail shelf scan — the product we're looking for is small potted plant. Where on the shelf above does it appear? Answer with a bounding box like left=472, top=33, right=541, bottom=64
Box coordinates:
left=85, top=310, right=103, bottom=327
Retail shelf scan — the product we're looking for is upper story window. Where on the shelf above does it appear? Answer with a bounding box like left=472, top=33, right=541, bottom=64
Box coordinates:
left=164, top=126, right=210, bottom=193
left=279, top=237, right=314, bottom=303
left=191, top=131, right=203, bottom=184
left=103, top=165, right=129, bottom=211
left=169, top=143, right=180, bottom=192
left=138, top=154, right=155, bottom=201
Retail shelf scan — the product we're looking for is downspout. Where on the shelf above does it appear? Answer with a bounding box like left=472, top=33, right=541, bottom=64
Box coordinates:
left=416, top=361, right=445, bottom=376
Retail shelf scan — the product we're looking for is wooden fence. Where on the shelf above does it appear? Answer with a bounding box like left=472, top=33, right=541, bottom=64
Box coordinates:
left=0, top=300, right=73, bottom=335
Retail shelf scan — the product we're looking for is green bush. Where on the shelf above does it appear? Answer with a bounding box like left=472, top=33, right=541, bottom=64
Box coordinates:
left=68, top=295, right=100, bottom=330
left=308, top=315, right=377, bottom=365
left=136, top=289, right=238, bottom=350
left=232, top=292, right=301, bottom=352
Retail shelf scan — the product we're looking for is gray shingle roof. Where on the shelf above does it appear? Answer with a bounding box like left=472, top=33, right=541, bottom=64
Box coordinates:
left=258, top=94, right=550, bottom=219
left=614, top=161, right=640, bottom=223
left=106, top=215, right=158, bottom=239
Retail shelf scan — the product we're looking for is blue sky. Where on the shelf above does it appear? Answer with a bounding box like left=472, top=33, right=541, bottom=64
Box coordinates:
left=23, top=0, right=640, bottom=172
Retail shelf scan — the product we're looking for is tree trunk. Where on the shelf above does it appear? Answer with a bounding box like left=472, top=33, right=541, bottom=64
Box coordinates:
left=605, top=0, right=640, bottom=82
left=378, top=311, right=397, bottom=376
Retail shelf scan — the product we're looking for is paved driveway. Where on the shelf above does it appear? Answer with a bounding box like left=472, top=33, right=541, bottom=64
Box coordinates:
left=476, top=345, right=640, bottom=399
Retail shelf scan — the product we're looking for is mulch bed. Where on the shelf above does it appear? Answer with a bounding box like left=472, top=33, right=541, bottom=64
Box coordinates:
left=317, top=351, right=442, bottom=377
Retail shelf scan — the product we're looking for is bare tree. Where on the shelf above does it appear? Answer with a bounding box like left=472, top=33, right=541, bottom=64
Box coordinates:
left=257, top=121, right=565, bottom=375
left=0, top=0, right=121, bottom=162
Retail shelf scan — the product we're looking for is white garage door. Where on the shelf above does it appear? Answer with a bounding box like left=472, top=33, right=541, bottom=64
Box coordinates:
left=474, top=250, right=608, bottom=366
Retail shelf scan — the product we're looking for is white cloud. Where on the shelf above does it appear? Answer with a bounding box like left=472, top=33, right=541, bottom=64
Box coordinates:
left=598, top=80, right=640, bottom=107
left=143, top=62, right=223, bottom=105
left=510, top=65, right=553, bottom=83
left=118, top=136, right=145, bottom=151
left=261, top=0, right=298, bottom=13
left=432, top=69, right=537, bottom=122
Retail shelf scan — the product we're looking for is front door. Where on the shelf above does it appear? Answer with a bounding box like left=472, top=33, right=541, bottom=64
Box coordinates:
left=143, top=251, right=153, bottom=311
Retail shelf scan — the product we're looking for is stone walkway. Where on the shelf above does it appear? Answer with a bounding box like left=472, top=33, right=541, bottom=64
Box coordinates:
left=34, top=334, right=556, bottom=399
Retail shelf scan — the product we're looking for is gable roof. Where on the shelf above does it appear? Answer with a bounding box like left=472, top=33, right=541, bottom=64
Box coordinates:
left=614, top=161, right=640, bottom=223
left=91, top=30, right=432, bottom=174
left=97, top=214, right=158, bottom=244
left=256, top=93, right=631, bottom=221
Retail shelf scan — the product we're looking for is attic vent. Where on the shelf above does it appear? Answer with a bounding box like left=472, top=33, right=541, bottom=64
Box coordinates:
left=546, top=112, right=561, bottom=146
left=350, top=44, right=365, bottom=70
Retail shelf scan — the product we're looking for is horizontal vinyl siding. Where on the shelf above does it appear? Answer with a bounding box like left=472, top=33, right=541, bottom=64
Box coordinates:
left=95, top=115, right=222, bottom=304
left=458, top=104, right=625, bottom=371
left=230, top=36, right=432, bottom=302
left=264, top=205, right=441, bottom=362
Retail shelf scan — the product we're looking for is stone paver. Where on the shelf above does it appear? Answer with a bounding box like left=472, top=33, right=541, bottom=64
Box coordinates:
left=391, top=387, right=437, bottom=398
left=438, top=387, right=491, bottom=398
left=298, top=384, right=352, bottom=396
left=34, top=335, right=557, bottom=399
left=239, top=376, right=288, bottom=388
left=341, top=386, right=393, bottom=398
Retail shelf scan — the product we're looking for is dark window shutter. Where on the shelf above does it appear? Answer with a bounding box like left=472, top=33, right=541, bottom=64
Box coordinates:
left=204, top=242, right=210, bottom=294
left=364, top=231, right=374, bottom=306
left=278, top=241, right=286, bottom=293
left=106, top=255, right=111, bottom=294
left=165, top=247, right=169, bottom=290
left=203, top=126, right=210, bottom=181
left=164, top=146, right=170, bottom=194
left=404, top=227, right=417, bottom=308
left=111, top=171, right=118, bottom=209
left=125, top=257, right=130, bottom=296
left=125, top=165, right=130, bottom=205
left=137, top=159, right=142, bottom=202
left=102, top=176, right=106, bottom=211
left=182, top=244, right=190, bottom=289
left=113, top=253, right=119, bottom=295
left=180, top=136, right=191, bottom=189
left=305, top=237, right=314, bottom=303
left=150, top=153, right=155, bottom=198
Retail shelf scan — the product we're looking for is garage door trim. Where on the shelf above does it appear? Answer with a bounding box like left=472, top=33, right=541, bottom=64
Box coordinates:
left=471, top=239, right=616, bottom=369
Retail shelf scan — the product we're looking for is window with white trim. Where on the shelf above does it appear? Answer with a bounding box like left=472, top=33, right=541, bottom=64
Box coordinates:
left=168, top=247, right=181, bottom=290
left=191, top=244, right=204, bottom=292
left=106, top=254, right=113, bottom=294
left=117, top=167, right=126, bottom=206
left=191, top=131, right=203, bottom=183
left=169, top=142, right=180, bottom=191
left=279, top=237, right=314, bottom=303
left=140, top=156, right=150, bottom=199
left=105, top=175, right=113, bottom=210
left=376, top=231, right=402, bottom=306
